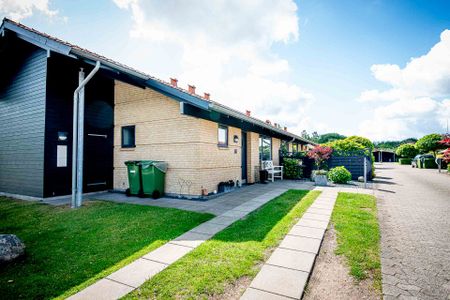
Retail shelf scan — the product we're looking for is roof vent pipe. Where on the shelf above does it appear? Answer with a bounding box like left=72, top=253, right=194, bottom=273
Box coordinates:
left=204, top=93, right=210, bottom=100
left=188, top=85, right=196, bottom=94
left=246, top=110, right=251, bottom=117
left=170, top=78, right=178, bottom=87
left=72, top=61, right=101, bottom=208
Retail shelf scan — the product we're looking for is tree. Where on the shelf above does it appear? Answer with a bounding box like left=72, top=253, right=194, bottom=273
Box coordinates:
left=374, top=138, right=417, bottom=150
left=415, top=134, right=445, bottom=156
left=439, top=136, right=450, bottom=163
left=301, top=130, right=311, bottom=140
left=395, top=144, right=418, bottom=158
left=307, top=145, right=333, bottom=169
left=326, top=139, right=366, bottom=152
left=317, top=133, right=346, bottom=144
left=311, top=131, right=320, bottom=142
left=345, top=136, right=374, bottom=151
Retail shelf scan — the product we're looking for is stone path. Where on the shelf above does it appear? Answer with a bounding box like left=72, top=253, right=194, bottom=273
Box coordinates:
left=240, top=189, right=338, bottom=300
left=375, top=163, right=450, bottom=299
left=68, top=188, right=288, bottom=300
left=44, top=180, right=314, bottom=215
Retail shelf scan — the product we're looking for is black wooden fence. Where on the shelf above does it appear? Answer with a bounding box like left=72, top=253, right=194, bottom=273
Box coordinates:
left=327, top=150, right=373, bottom=180
left=280, top=150, right=373, bottom=181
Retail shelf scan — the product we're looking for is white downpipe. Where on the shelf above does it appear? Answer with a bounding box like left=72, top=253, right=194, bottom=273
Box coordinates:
left=71, top=61, right=101, bottom=208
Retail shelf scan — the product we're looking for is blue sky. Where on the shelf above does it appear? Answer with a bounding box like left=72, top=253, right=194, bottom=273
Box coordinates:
left=1, top=0, right=449, bottom=141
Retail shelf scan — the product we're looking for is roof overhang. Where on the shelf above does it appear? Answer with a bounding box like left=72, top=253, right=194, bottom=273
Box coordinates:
left=1, top=18, right=317, bottom=145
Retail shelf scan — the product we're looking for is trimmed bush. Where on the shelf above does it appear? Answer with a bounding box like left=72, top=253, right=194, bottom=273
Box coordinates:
left=395, top=144, right=418, bottom=158
left=447, top=165, right=450, bottom=173
left=398, top=158, right=412, bottom=165
left=422, top=158, right=437, bottom=169
left=328, top=166, right=352, bottom=184
left=282, top=158, right=303, bottom=179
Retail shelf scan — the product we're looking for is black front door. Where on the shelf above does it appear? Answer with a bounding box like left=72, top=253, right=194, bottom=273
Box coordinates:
left=241, top=131, right=247, bottom=182
left=83, top=99, right=114, bottom=193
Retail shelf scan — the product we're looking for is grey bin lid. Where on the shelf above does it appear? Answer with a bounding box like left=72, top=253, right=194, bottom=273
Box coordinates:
left=138, top=160, right=168, bottom=173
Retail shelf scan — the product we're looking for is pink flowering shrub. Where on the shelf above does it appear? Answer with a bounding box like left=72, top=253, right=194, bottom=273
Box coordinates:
left=307, top=145, right=333, bottom=169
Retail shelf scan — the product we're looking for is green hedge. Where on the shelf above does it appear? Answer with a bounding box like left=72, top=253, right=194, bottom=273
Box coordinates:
left=282, top=158, right=303, bottom=179
left=448, top=165, right=450, bottom=173
left=422, top=158, right=437, bottom=169
left=399, top=158, right=412, bottom=165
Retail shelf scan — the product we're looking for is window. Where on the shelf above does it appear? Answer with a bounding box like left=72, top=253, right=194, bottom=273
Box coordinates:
left=259, top=135, right=272, bottom=161
left=292, top=143, right=298, bottom=153
left=218, top=125, right=228, bottom=147
left=121, top=125, right=135, bottom=148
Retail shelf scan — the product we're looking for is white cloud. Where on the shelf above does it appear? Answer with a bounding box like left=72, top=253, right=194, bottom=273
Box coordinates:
left=0, top=0, right=58, bottom=20
left=112, top=0, right=319, bottom=135
left=358, top=29, right=450, bottom=140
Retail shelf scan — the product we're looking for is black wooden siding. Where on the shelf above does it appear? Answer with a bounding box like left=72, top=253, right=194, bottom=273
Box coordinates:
left=0, top=40, right=47, bottom=197
left=43, top=53, right=114, bottom=197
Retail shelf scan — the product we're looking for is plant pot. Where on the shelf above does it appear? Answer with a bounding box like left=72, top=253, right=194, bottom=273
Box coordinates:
left=314, top=174, right=328, bottom=186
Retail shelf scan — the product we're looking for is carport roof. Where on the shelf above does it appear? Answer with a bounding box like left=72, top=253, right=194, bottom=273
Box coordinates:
left=0, top=18, right=316, bottom=145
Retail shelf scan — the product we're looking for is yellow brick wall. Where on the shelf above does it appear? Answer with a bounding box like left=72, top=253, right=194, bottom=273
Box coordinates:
left=272, top=138, right=281, bottom=165
left=114, top=81, right=243, bottom=196
left=247, top=132, right=260, bottom=183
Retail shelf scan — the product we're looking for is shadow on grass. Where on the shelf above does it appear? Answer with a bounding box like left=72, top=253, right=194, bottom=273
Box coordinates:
left=0, top=198, right=213, bottom=300
left=123, top=190, right=320, bottom=300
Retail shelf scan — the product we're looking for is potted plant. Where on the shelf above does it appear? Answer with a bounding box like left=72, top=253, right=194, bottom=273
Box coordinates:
left=307, top=145, right=333, bottom=186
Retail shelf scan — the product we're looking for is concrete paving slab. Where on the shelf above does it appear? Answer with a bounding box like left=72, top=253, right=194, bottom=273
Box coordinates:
left=249, top=264, right=308, bottom=299
left=302, top=212, right=330, bottom=222
left=191, top=221, right=228, bottom=235
left=280, top=235, right=322, bottom=254
left=309, top=203, right=334, bottom=210
left=220, top=209, right=249, bottom=218
left=240, top=287, right=292, bottom=300
left=306, top=207, right=332, bottom=216
left=267, top=248, right=316, bottom=273
left=207, top=215, right=238, bottom=226
left=288, top=225, right=325, bottom=239
left=296, top=218, right=329, bottom=230
left=67, top=278, right=134, bottom=300
left=233, top=203, right=261, bottom=213
left=143, top=243, right=193, bottom=264
left=170, top=231, right=212, bottom=248
left=107, top=258, right=167, bottom=288
left=313, top=199, right=335, bottom=204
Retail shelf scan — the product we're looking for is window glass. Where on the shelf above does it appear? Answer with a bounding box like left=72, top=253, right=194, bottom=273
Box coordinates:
left=259, top=135, right=272, bottom=161
left=122, top=126, right=135, bottom=148
left=218, top=125, right=228, bottom=146
left=292, top=143, right=298, bottom=153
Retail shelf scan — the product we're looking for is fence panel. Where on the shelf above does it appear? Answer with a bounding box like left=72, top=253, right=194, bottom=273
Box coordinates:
left=328, top=154, right=372, bottom=180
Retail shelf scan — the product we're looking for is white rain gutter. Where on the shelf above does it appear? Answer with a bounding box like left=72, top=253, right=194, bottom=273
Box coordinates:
left=72, top=61, right=101, bottom=208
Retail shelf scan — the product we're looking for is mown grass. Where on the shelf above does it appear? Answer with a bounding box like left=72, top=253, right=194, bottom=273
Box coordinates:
left=332, top=192, right=382, bottom=291
left=0, top=197, right=213, bottom=299
left=126, top=190, right=321, bottom=299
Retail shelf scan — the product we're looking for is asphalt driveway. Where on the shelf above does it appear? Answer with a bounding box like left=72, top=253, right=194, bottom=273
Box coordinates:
left=375, top=163, right=450, bottom=299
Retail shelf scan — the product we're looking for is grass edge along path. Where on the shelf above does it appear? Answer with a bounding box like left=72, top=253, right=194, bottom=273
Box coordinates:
left=0, top=198, right=213, bottom=300
left=125, top=189, right=321, bottom=299
left=331, top=192, right=382, bottom=293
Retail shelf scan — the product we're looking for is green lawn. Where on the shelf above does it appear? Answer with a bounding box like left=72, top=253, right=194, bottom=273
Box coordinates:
left=126, top=190, right=320, bottom=299
left=0, top=197, right=213, bottom=299
left=332, top=192, right=382, bottom=291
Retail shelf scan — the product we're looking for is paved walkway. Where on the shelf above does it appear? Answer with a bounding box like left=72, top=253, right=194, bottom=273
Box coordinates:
left=241, top=188, right=338, bottom=300
left=375, top=163, right=450, bottom=299
left=68, top=182, right=310, bottom=299
left=240, top=186, right=373, bottom=300
left=44, top=180, right=314, bottom=215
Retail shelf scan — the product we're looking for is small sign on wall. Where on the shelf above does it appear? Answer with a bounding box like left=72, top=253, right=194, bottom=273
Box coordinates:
left=57, top=145, right=67, bottom=167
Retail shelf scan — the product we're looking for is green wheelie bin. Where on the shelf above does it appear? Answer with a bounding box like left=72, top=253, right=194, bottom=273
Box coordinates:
left=125, top=161, right=142, bottom=196
left=139, top=161, right=167, bottom=199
